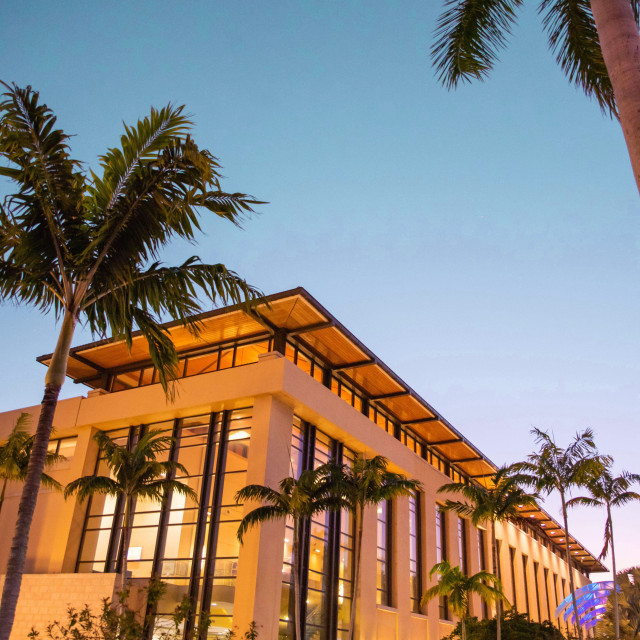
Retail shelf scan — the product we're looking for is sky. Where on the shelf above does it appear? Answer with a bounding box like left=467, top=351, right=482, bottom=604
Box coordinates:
left=1, top=1, right=638, bottom=578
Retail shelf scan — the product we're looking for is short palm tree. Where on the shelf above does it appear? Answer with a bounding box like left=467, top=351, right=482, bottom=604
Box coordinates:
left=422, top=560, right=509, bottom=640
left=438, top=466, right=538, bottom=640
left=337, top=455, right=422, bottom=640
left=432, top=0, right=640, bottom=197
left=512, top=428, right=610, bottom=640
left=235, top=464, right=348, bottom=640
left=568, top=467, right=640, bottom=640
left=0, top=83, right=262, bottom=639
left=0, top=413, right=63, bottom=517
left=64, top=429, right=198, bottom=595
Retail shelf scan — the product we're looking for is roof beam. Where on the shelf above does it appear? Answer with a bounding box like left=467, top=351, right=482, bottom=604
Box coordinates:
left=69, top=352, right=106, bottom=373
left=333, top=359, right=375, bottom=371
left=403, top=417, right=438, bottom=425
left=371, top=391, right=408, bottom=401
left=452, top=456, right=483, bottom=464
left=289, top=321, right=334, bottom=335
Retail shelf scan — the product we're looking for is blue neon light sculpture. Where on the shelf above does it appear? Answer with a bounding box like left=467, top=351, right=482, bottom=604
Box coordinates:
left=555, top=581, right=617, bottom=631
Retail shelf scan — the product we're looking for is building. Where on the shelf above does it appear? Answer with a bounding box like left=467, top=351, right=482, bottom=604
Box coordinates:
left=0, top=288, right=605, bottom=640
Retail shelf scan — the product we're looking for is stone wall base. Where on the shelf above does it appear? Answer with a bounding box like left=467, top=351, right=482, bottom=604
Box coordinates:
left=0, top=573, right=118, bottom=640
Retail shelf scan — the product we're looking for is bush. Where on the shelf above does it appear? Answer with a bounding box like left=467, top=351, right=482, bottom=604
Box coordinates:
left=444, top=610, right=570, bottom=640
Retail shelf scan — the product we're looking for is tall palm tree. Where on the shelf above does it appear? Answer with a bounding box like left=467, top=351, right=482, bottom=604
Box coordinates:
left=0, top=413, right=63, bottom=517
left=0, top=83, right=262, bottom=639
left=512, top=428, right=610, bottom=640
left=422, top=560, right=509, bottom=640
left=438, top=466, right=538, bottom=640
left=337, top=455, right=421, bottom=640
left=235, top=464, right=348, bottom=640
left=568, top=467, right=640, bottom=640
left=64, top=429, right=197, bottom=596
left=432, top=0, right=640, bottom=196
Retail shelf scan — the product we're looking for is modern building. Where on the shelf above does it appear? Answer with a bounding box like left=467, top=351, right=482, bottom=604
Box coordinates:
left=0, top=288, right=605, bottom=640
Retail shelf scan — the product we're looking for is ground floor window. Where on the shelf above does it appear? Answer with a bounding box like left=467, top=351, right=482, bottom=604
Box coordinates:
left=75, top=408, right=252, bottom=639
left=279, top=417, right=354, bottom=640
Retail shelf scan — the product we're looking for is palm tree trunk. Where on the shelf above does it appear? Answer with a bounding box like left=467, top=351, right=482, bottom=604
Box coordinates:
left=0, top=479, right=7, bottom=519
left=491, top=521, right=501, bottom=640
left=561, top=495, right=583, bottom=640
left=292, top=519, right=303, bottom=640
left=0, top=310, right=75, bottom=640
left=348, top=505, right=364, bottom=640
left=462, top=616, right=467, bottom=640
left=120, top=496, right=134, bottom=598
left=590, top=0, right=640, bottom=196
left=607, top=505, right=620, bottom=640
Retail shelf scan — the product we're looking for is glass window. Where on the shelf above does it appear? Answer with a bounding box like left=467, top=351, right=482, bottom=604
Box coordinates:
left=477, top=528, right=488, bottom=619
left=436, top=506, right=449, bottom=619
left=409, top=492, right=422, bottom=613
left=458, top=518, right=468, bottom=575
left=376, top=500, right=392, bottom=606
left=522, top=555, right=531, bottom=615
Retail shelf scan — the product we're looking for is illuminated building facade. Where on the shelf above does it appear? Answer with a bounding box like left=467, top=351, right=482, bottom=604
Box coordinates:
left=0, top=288, right=605, bottom=639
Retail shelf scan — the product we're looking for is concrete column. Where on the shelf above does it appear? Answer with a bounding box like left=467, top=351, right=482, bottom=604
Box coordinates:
left=394, top=496, right=411, bottom=639
left=356, top=503, right=378, bottom=640
left=233, top=394, right=294, bottom=637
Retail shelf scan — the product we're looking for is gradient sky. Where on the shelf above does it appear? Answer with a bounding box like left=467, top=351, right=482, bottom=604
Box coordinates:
left=1, top=1, right=638, bottom=578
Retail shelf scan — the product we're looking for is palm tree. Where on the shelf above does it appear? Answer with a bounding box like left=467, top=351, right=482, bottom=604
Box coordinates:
left=235, top=464, right=347, bottom=640
left=437, top=466, right=538, bottom=640
left=432, top=0, right=640, bottom=196
left=337, top=455, right=421, bottom=640
left=0, top=83, right=262, bottom=639
left=422, top=560, right=509, bottom=640
left=567, top=467, right=640, bottom=640
left=512, top=428, right=610, bottom=640
left=64, top=429, right=197, bottom=596
left=0, top=413, right=63, bottom=517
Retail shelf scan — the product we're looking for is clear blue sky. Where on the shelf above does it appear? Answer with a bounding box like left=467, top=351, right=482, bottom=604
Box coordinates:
left=1, top=1, right=638, bottom=575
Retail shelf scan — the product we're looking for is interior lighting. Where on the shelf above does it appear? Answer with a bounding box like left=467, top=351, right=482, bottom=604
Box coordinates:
left=229, top=430, right=250, bottom=441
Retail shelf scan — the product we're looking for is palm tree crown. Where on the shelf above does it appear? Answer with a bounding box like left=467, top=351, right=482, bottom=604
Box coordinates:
left=0, top=83, right=262, bottom=639
left=422, top=560, right=509, bottom=640
left=431, top=0, right=640, bottom=196
left=0, top=413, right=63, bottom=516
left=438, top=465, right=538, bottom=527
left=568, top=467, right=640, bottom=640
left=512, top=427, right=610, bottom=640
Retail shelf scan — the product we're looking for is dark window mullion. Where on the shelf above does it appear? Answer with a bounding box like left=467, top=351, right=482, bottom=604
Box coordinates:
left=326, top=441, right=343, bottom=640
left=198, top=410, right=231, bottom=638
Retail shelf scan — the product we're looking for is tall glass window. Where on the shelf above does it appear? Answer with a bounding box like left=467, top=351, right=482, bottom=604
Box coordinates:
left=533, top=561, right=542, bottom=621
left=477, top=528, right=488, bottom=619
left=457, top=518, right=468, bottom=575
left=509, top=547, right=518, bottom=610
left=279, top=418, right=354, bottom=640
left=75, top=408, right=252, bottom=638
left=522, top=555, right=531, bottom=616
left=376, top=500, right=392, bottom=606
left=544, top=567, right=552, bottom=622
left=435, top=506, right=449, bottom=620
left=409, top=492, right=422, bottom=613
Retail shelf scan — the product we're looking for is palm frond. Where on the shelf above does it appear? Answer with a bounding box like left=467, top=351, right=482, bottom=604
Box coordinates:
left=432, top=0, right=523, bottom=88
left=235, top=484, right=284, bottom=506
left=539, top=0, right=616, bottom=116
left=0, top=83, right=85, bottom=302
left=236, top=505, right=287, bottom=544
left=64, top=475, right=120, bottom=502
left=566, top=495, right=602, bottom=509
